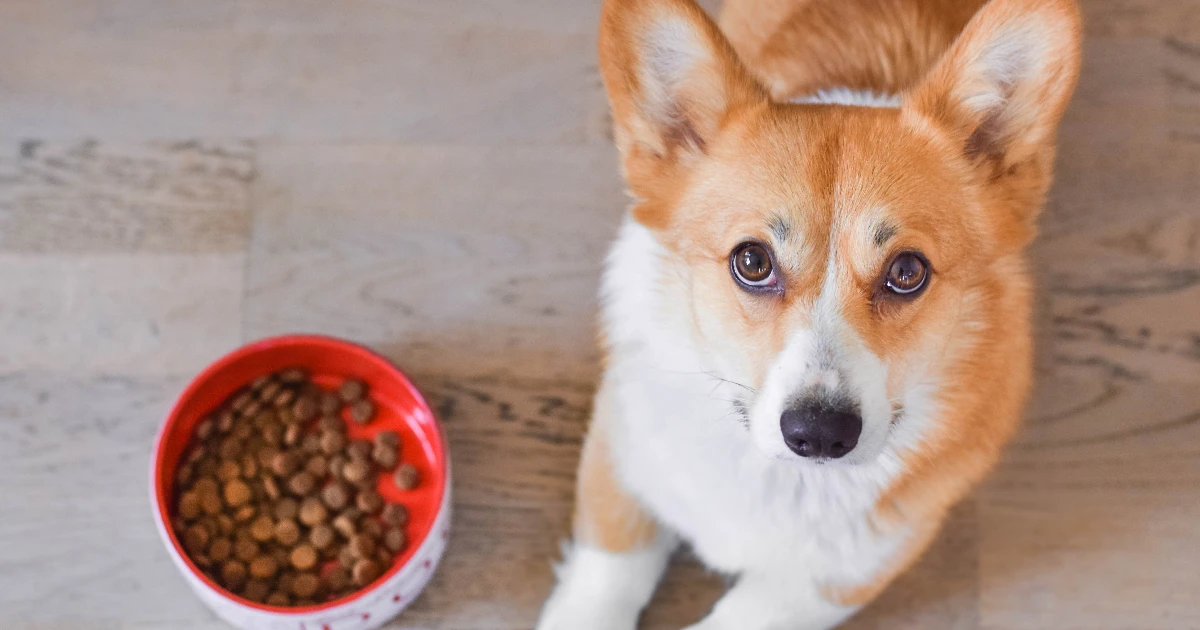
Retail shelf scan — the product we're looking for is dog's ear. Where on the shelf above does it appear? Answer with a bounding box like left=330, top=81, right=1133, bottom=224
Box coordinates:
left=906, top=0, right=1082, bottom=173
left=599, top=0, right=765, bottom=198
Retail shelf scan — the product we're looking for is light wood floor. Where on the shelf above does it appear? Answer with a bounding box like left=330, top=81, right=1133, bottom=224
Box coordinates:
left=1, top=0, right=1198, bottom=628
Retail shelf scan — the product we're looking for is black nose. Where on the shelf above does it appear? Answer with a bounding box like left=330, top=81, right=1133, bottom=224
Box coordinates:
left=780, top=404, right=862, bottom=459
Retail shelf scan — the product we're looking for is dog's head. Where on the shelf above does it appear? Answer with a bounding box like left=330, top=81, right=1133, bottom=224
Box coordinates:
left=599, top=0, right=1081, bottom=464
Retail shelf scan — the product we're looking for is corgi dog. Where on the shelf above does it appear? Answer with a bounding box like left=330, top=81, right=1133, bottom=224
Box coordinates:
left=538, top=0, right=1081, bottom=628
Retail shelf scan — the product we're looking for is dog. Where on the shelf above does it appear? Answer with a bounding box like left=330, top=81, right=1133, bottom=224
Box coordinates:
left=537, top=0, right=1081, bottom=627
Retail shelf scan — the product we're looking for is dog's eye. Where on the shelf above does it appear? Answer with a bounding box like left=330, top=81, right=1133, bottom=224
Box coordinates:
left=731, top=243, right=777, bottom=290
left=884, top=252, right=929, bottom=295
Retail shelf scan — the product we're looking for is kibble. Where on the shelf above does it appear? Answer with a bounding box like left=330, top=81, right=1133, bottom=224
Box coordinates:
left=394, top=463, right=419, bottom=491
left=249, top=555, right=278, bottom=580
left=172, top=370, right=416, bottom=606
left=349, top=400, right=375, bottom=424
left=298, top=497, right=328, bottom=527
left=339, top=379, right=366, bottom=403
left=290, top=544, right=319, bottom=571
left=351, top=558, right=381, bottom=587
left=321, top=481, right=352, bottom=512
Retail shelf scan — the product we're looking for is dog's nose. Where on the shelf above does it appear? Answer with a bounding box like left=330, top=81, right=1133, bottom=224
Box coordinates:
left=780, top=404, right=862, bottom=459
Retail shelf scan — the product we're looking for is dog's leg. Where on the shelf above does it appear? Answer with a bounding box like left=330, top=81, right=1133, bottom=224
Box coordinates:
left=536, top=394, right=675, bottom=630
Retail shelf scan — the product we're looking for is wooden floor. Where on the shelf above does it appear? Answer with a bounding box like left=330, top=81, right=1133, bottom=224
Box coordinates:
left=1, top=0, right=1198, bottom=628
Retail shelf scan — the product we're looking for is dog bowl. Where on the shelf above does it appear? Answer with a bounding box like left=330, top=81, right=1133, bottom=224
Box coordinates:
left=150, top=335, right=450, bottom=630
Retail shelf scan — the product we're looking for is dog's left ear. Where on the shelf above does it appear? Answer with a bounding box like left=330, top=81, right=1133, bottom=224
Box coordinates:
left=598, top=0, right=765, bottom=199
left=906, top=0, right=1082, bottom=172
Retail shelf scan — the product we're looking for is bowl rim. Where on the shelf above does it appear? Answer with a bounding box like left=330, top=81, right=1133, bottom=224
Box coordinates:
left=148, top=333, right=448, bottom=614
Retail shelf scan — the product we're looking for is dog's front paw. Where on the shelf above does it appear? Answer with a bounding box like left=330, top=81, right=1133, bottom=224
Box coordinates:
left=536, top=583, right=641, bottom=630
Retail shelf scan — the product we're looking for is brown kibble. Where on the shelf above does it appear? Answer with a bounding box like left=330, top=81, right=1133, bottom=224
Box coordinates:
left=176, top=463, right=195, bottom=487
left=290, top=572, right=320, bottom=599
left=251, top=374, right=274, bottom=392
left=349, top=399, right=375, bottom=424
left=301, top=433, right=322, bottom=454
left=271, top=545, right=290, bottom=568
left=234, top=504, right=257, bottom=523
left=262, top=475, right=281, bottom=501
left=332, top=513, right=357, bottom=539
left=274, top=498, right=298, bottom=521
left=196, top=417, right=216, bottom=441
left=327, top=454, right=348, bottom=480
left=360, top=518, right=383, bottom=540
left=394, top=463, right=419, bottom=490
left=194, top=477, right=219, bottom=497
left=232, top=390, right=255, bottom=413
left=209, top=537, right=233, bottom=562
left=371, top=443, right=397, bottom=469
left=270, top=451, right=299, bottom=478
left=319, top=392, right=343, bottom=416
left=305, top=455, right=328, bottom=479
left=287, top=471, right=317, bottom=496
left=223, top=479, right=252, bottom=507
left=216, top=514, right=235, bottom=536
left=256, top=446, right=278, bottom=469
left=319, top=430, right=347, bottom=455
left=381, top=503, right=409, bottom=527
left=266, top=591, right=290, bottom=606
left=218, top=438, right=241, bottom=461
left=348, top=533, right=376, bottom=559
left=217, top=459, right=241, bottom=482
left=339, top=379, right=366, bottom=403
left=374, top=430, right=399, bottom=447
left=310, top=524, right=336, bottom=550
left=318, top=415, right=343, bottom=433
left=342, top=459, right=371, bottom=484
left=178, top=491, right=202, bottom=521
left=274, top=519, right=301, bottom=547
left=324, top=565, right=350, bottom=592
left=290, top=544, right=319, bottom=571
left=201, top=492, right=224, bottom=516
left=321, top=481, right=352, bottom=512
left=338, top=545, right=356, bottom=569
left=298, top=497, right=328, bottom=527
left=356, top=489, right=384, bottom=514
left=258, top=379, right=282, bottom=402
left=347, top=439, right=372, bottom=460
left=184, top=524, right=210, bottom=553
left=293, top=396, right=318, bottom=424
left=376, top=546, right=392, bottom=569
left=277, top=571, right=295, bottom=594
left=217, top=410, right=236, bottom=433
left=243, top=579, right=271, bottom=603
left=240, top=454, right=259, bottom=479
left=279, top=367, right=307, bottom=384
left=249, top=555, right=278, bottom=580
left=351, top=558, right=381, bottom=587
left=249, top=515, right=275, bottom=542
left=283, top=423, right=302, bottom=447
left=383, top=527, right=406, bottom=553
left=197, top=458, right=218, bottom=479
left=242, top=399, right=264, bottom=420
left=221, top=560, right=247, bottom=590
left=234, top=538, right=259, bottom=562
left=273, top=388, right=297, bottom=409
left=261, top=421, right=283, bottom=446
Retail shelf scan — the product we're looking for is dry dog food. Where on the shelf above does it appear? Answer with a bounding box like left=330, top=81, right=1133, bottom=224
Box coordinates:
left=172, top=369, right=423, bottom=606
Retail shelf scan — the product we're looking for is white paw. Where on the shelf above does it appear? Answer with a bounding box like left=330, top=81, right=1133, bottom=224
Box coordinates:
left=536, top=583, right=641, bottom=630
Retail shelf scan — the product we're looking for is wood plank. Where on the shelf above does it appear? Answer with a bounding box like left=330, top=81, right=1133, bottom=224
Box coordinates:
left=244, top=144, right=627, bottom=384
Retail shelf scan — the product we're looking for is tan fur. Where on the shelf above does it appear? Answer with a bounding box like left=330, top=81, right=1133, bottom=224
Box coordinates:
left=579, top=0, right=1081, bottom=611
left=573, top=394, right=659, bottom=552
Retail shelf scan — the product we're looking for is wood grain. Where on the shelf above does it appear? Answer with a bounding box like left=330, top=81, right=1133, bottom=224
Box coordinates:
left=0, top=0, right=1198, bottom=628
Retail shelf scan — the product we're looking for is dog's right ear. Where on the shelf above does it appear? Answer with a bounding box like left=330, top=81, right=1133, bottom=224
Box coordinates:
left=599, top=0, right=765, bottom=199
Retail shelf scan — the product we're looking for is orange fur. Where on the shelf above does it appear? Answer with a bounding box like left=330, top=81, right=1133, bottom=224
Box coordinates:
left=579, top=0, right=1081, bottom=613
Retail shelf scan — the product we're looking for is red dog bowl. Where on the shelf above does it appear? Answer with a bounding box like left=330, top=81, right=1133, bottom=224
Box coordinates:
left=149, top=335, right=451, bottom=630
